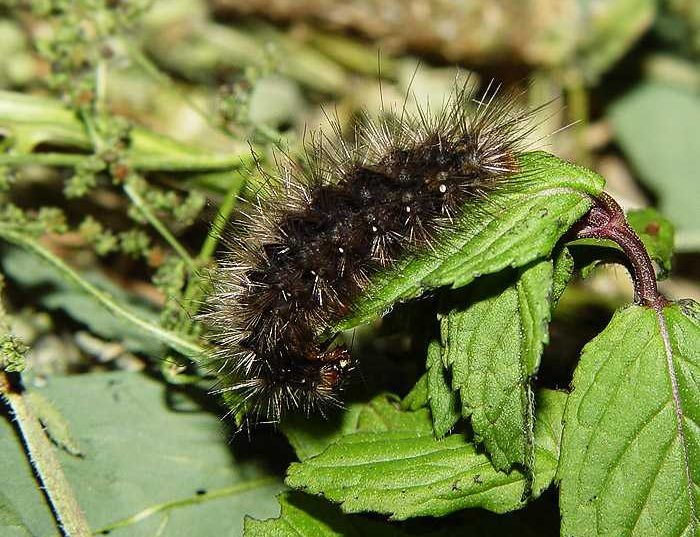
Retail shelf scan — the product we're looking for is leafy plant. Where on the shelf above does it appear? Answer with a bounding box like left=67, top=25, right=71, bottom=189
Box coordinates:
left=0, top=2, right=698, bottom=537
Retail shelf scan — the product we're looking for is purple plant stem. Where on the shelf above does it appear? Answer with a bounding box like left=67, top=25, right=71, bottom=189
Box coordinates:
left=574, top=192, right=667, bottom=309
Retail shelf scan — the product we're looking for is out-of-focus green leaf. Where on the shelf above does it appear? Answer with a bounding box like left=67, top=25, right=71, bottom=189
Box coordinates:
left=559, top=301, right=700, bottom=536
left=573, top=0, right=656, bottom=80
left=1, top=246, right=164, bottom=357
left=0, top=90, right=252, bottom=170
left=610, top=81, right=700, bottom=250
left=0, top=491, right=33, bottom=537
left=141, top=2, right=347, bottom=94
left=0, top=372, right=284, bottom=536
left=244, top=492, right=409, bottom=537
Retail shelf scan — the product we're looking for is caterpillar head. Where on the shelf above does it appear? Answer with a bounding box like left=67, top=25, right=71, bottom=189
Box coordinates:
left=313, top=347, right=354, bottom=397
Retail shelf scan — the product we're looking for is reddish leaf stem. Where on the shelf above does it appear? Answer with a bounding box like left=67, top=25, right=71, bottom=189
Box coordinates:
left=575, top=192, right=667, bottom=309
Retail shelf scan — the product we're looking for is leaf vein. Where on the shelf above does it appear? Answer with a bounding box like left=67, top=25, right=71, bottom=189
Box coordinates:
left=656, top=307, right=698, bottom=531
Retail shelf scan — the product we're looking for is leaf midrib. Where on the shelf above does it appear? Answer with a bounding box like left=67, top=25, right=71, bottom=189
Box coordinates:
left=655, top=307, right=698, bottom=532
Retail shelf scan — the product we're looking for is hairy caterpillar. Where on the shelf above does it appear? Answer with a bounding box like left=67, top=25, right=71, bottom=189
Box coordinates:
left=203, top=81, right=538, bottom=423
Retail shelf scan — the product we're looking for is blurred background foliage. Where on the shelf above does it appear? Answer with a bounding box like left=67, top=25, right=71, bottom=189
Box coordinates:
left=0, top=0, right=698, bottom=535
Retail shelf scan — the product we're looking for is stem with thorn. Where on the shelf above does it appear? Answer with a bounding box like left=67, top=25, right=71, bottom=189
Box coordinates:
left=574, top=192, right=667, bottom=308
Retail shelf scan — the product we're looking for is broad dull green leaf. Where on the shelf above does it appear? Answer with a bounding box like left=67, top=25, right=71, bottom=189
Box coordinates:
left=610, top=81, right=700, bottom=251
left=572, top=0, right=655, bottom=81
left=243, top=492, right=408, bottom=537
left=333, top=152, right=604, bottom=332
left=627, top=207, right=675, bottom=279
left=0, top=372, right=284, bottom=536
left=558, top=301, right=700, bottom=537
left=0, top=491, right=33, bottom=537
left=285, top=390, right=567, bottom=520
left=1, top=246, right=165, bottom=357
left=441, top=260, right=553, bottom=476
left=426, top=339, right=461, bottom=438
left=24, top=391, right=83, bottom=457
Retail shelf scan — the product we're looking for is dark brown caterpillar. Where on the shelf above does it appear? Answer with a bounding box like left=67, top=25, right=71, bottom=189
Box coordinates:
left=203, top=82, right=537, bottom=423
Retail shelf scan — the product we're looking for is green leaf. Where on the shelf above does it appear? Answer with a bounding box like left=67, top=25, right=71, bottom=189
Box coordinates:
left=0, top=372, right=284, bottom=536
left=627, top=207, right=675, bottom=279
left=551, top=246, right=575, bottom=308
left=572, top=0, right=655, bottom=81
left=244, top=493, right=343, bottom=537
left=1, top=246, right=164, bottom=357
left=333, top=152, right=604, bottom=332
left=0, top=90, right=253, bottom=171
left=24, top=392, right=83, bottom=457
left=558, top=301, right=700, bottom=537
left=441, top=260, right=553, bottom=476
left=0, top=235, right=203, bottom=360
left=426, top=339, right=460, bottom=438
left=247, top=490, right=564, bottom=537
left=0, top=491, right=33, bottom=537
left=281, top=405, right=365, bottom=462
left=246, top=490, right=541, bottom=537
left=610, top=81, right=700, bottom=251
left=285, top=390, right=567, bottom=520
left=400, top=372, right=429, bottom=411
left=244, top=492, right=407, bottom=537
left=282, top=395, right=433, bottom=462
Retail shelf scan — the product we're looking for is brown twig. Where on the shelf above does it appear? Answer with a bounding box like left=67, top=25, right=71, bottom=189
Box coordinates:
left=573, top=192, right=667, bottom=308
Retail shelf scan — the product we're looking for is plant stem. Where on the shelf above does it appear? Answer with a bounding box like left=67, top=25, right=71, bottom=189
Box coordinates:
left=95, top=476, right=278, bottom=534
left=0, top=226, right=206, bottom=359
left=79, top=108, right=102, bottom=152
left=0, top=151, right=247, bottom=172
left=0, top=153, right=86, bottom=167
left=566, top=79, right=591, bottom=167
left=95, top=59, right=108, bottom=120
left=178, top=172, right=246, bottom=327
left=81, top=76, right=197, bottom=274
left=123, top=180, right=197, bottom=272
left=574, top=192, right=666, bottom=308
left=0, top=373, right=91, bottom=537
left=198, top=174, right=245, bottom=263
